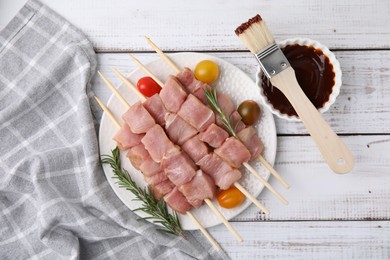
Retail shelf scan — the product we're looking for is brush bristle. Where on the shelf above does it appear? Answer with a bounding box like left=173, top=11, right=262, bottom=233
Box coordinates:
left=235, top=14, right=275, bottom=54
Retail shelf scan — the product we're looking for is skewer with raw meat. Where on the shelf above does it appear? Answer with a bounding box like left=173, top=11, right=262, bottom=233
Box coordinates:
left=144, top=36, right=289, bottom=189
left=123, top=54, right=287, bottom=205
left=108, top=69, right=271, bottom=212
left=98, top=72, right=243, bottom=241
left=94, top=96, right=221, bottom=251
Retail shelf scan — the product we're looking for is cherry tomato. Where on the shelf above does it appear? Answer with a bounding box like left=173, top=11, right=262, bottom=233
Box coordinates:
left=217, top=187, right=245, bottom=209
left=137, top=76, right=162, bottom=97
left=237, top=100, right=261, bottom=125
left=194, top=60, right=219, bottom=84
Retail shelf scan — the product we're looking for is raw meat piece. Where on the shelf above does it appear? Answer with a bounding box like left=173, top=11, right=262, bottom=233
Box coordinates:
left=141, top=125, right=177, bottom=163
left=214, top=137, right=251, bottom=168
left=159, top=76, right=187, bottom=113
left=161, top=150, right=197, bottom=186
left=126, top=144, right=149, bottom=170
left=144, top=171, right=168, bottom=186
left=143, top=94, right=167, bottom=126
left=182, top=135, right=210, bottom=163
left=176, top=67, right=197, bottom=93
left=199, top=123, right=229, bottom=148
left=217, top=91, right=235, bottom=116
left=179, top=170, right=216, bottom=208
left=165, top=113, right=198, bottom=145
left=197, top=153, right=242, bottom=190
left=150, top=180, right=175, bottom=200
left=178, top=94, right=215, bottom=132
left=139, top=157, right=161, bottom=176
left=237, top=126, right=264, bottom=159
left=164, top=187, right=192, bottom=214
left=113, top=123, right=144, bottom=150
left=122, top=101, right=155, bottom=134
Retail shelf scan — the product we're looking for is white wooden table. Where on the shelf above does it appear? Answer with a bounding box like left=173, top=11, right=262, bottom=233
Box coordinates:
left=2, top=0, right=389, bottom=258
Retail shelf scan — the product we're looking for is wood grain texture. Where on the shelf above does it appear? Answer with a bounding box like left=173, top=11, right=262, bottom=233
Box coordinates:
left=6, top=0, right=388, bottom=51
left=208, top=221, right=390, bottom=259
left=231, top=135, right=390, bottom=221
left=92, top=51, right=390, bottom=134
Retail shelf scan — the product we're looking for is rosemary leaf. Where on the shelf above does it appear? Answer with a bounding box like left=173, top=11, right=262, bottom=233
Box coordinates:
left=101, top=147, right=186, bottom=239
left=204, top=86, right=239, bottom=137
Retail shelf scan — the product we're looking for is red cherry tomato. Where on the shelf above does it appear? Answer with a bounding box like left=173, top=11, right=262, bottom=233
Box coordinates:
left=137, top=76, right=162, bottom=97
left=217, top=187, right=245, bottom=209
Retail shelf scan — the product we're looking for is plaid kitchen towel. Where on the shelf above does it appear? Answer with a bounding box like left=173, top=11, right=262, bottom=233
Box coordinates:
left=0, top=1, right=228, bottom=259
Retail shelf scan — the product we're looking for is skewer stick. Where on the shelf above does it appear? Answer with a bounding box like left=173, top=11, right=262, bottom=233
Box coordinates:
left=94, top=95, right=221, bottom=251
left=258, top=155, right=289, bottom=189
left=99, top=73, right=243, bottom=241
left=111, top=67, right=146, bottom=102
left=144, top=36, right=290, bottom=190
left=144, top=36, right=180, bottom=74
left=94, top=97, right=121, bottom=129
left=113, top=68, right=270, bottom=214
left=186, top=211, right=221, bottom=251
left=204, top=199, right=242, bottom=242
left=243, top=162, right=288, bottom=205
left=98, top=71, right=131, bottom=109
left=127, top=53, right=164, bottom=87
left=233, top=182, right=269, bottom=214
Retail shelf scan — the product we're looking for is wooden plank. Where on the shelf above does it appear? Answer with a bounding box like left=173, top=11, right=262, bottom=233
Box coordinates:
left=93, top=51, right=390, bottom=134
left=4, top=0, right=387, bottom=51
left=229, top=135, right=390, bottom=221
left=208, top=221, right=390, bottom=259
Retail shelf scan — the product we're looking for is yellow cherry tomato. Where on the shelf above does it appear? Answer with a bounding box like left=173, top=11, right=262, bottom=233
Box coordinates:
left=217, top=187, right=245, bottom=209
left=194, top=60, right=219, bottom=84
left=237, top=100, right=261, bottom=125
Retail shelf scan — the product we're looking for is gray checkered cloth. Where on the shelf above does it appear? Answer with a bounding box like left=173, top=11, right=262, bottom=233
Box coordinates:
left=0, top=1, right=228, bottom=259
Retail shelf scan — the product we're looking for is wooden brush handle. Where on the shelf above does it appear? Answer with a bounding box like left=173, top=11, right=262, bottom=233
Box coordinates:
left=270, top=67, right=354, bottom=174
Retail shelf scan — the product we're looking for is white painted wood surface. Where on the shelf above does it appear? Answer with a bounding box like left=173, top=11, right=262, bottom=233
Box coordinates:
left=1, top=0, right=390, bottom=51
left=2, top=0, right=390, bottom=258
left=93, top=51, right=390, bottom=134
left=208, top=221, right=390, bottom=259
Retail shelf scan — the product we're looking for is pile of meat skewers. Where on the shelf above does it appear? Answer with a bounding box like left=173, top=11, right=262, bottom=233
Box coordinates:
left=96, top=38, right=289, bottom=249
left=111, top=69, right=268, bottom=213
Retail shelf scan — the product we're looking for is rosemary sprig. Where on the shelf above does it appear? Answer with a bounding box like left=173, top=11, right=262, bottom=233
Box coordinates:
left=101, top=147, right=186, bottom=239
left=204, top=86, right=239, bottom=137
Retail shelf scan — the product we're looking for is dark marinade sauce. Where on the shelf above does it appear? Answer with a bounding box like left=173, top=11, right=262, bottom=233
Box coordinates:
left=261, top=44, right=335, bottom=117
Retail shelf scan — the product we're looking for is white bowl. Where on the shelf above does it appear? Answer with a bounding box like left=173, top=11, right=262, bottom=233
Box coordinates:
left=255, top=38, right=342, bottom=121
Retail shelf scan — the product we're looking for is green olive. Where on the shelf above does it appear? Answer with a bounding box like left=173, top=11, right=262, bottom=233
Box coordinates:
left=237, top=100, right=261, bottom=125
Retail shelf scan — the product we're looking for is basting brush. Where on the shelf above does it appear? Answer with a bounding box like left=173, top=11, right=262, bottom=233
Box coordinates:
left=235, top=14, right=354, bottom=174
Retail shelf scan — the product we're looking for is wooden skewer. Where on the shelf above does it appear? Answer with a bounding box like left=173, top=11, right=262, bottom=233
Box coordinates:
left=127, top=53, right=164, bottom=87
left=124, top=56, right=288, bottom=205
left=94, top=96, right=121, bottom=129
left=111, top=67, right=146, bottom=102
left=258, top=155, right=289, bottom=188
left=233, top=182, right=268, bottom=213
left=144, top=36, right=180, bottom=74
left=112, top=68, right=270, bottom=214
left=144, top=36, right=290, bottom=189
left=186, top=211, right=221, bottom=251
left=243, top=162, right=288, bottom=205
left=94, top=95, right=221, bottom=251
left=98, top=71, right=243, bottom=241
left=98, top=71, right=131, bottom=108
left=204, top=199, right=242, bottom=242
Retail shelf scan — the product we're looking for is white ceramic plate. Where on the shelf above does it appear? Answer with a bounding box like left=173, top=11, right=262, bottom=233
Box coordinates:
left=99, top=52, right=277, bottom=230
